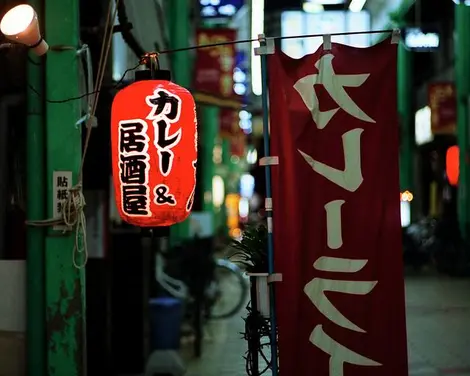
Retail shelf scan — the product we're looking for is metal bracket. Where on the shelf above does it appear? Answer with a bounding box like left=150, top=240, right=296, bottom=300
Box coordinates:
left=259, top=156, right=279, bottom=166
left=76, top=44, right=89, bottom=56
left=267, top=273, right=283, bottom=283
left=254, top=33, right=275, bottom=56
left=265, top=197, right=273, bottom=211
left=75, top=114, right=97, bottom=129
left=323, top=34, right=332, bottom=50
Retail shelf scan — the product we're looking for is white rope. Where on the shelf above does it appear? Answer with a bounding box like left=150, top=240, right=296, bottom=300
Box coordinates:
left=61, top=184, right=88, bottom=268
left=26, top=0, right=119, bottom=269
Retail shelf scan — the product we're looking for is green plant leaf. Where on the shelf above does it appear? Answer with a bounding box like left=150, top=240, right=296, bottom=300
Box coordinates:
left=227, top=224, right=269, bottom=273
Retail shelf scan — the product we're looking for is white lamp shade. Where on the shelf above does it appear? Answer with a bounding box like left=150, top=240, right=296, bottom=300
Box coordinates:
left=0, top=4, right=48, bottom=55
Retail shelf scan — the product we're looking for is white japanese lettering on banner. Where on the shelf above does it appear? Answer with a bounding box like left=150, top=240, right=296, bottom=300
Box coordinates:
left=295, top=53, right=381, bottom=375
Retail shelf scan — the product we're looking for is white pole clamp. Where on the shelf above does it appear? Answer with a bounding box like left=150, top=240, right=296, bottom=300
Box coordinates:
left=391, top=29, right=401, bottom=44
left=254, top=33, right=275, bottom=56
left=259, top=156, right=279, bottom=166
left=323, top=34, right=332, bottom=50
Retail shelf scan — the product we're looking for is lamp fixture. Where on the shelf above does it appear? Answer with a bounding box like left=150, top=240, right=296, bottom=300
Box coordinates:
left=0, top=4, right=48, bottom=56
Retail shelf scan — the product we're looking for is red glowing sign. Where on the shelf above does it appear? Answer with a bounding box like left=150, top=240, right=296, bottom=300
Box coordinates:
left=111, top=79, right=198, bottom=227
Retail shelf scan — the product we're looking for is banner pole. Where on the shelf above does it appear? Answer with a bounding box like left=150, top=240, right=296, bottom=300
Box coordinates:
left=257, top=35, right=279, bottom=376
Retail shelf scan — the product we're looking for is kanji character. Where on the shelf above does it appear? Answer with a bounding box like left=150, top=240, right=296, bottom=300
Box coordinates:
left=294, top=54, right=375, bottom=130
left=145, top=89, right=181, bottom=121
left=122, top=185, right=149, bottom=216
left=298, top=128, right=364, bottom=192
left=120, top=154, right=149, bottom=184
left=56, top=176, right=68, bottom=187
left=324, top=200, right=345, bottom=249
left=153, top=119, right=182, bottom=176
left=311, top=325, right=381, bottom=376
left=119, top=119, right=149, bottom=154
left=304, top=257, right=377, bottom=333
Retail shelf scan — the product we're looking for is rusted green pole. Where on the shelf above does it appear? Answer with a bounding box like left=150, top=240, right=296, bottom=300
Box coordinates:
left=44, top=0, right=85, bottom=373
left=26, top=0, right=46, bottom=374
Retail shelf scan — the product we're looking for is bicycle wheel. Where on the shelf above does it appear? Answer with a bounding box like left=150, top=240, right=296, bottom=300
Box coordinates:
left=209, top=259, right=248, bottom=320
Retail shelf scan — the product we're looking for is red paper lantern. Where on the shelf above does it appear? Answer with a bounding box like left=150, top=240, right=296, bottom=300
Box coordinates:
left=111, top=79, right=198, bottom=227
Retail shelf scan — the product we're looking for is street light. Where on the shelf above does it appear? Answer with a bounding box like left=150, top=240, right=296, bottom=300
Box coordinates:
left=0, top=4, right=48, bottom=56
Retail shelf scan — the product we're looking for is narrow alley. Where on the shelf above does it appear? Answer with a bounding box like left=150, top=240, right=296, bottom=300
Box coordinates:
left=184, top=272, right=470, bottom=376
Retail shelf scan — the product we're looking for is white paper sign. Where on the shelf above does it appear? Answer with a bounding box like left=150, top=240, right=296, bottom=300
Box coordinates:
left=52, top=171, right=72, bottom=231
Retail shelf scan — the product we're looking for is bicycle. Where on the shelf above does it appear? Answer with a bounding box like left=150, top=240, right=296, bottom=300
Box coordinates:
left=155, top=236, right=248, bottom=357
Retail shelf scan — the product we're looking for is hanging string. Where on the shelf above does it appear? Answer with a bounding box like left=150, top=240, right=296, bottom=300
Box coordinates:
left=27, top=28, right=396, bottom=104
left=155, top=28, right=395, bottom=55
left=26, top=0, right=119, bottom=269
left=25, top=26, right=396, bottom=269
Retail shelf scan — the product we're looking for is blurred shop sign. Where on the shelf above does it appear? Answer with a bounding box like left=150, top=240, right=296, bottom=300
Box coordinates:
left=220, top=108, right=238, bottom=138
left=199, top=0, right=245, bottom=19
left=414, top=106, right=432, bottom=146
left=404, top=27, right=440, bottom=52
left=281, top=10, right=371, bottom=58
left=428, top=82, right=456, bottom=135
left=193, top=28, right=237, bottom=99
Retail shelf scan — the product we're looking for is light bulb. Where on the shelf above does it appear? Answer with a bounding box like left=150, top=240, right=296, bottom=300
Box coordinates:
left=0, top=4, right=48, bottom=56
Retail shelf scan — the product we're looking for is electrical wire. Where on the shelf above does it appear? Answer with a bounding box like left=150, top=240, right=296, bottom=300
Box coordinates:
left=26, top=28, right=396, bottom=104
left=27, top=63, right=141, bottom=103
left=26, top=0, right=120, bottom=271
left=26, top=26, right=397, bottom=267
left=155, top=28, right=395, bottom=55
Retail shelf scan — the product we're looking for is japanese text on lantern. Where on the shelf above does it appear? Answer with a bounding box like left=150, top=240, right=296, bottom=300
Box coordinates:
left=295, top=54, right=381, bottom=376
left=118, top=89, right=183, bottom=216
left=118, top=120, right=151, bottom=216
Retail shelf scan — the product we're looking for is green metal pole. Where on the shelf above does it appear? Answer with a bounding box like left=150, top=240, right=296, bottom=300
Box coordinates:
left=221, top=139, right=231, bottom=229
left=397, top=40, right=414, bottom=195
left=224, top=139, right=240, bottom=195
left=44, top=0, right=84, bottom=374
left=455, top=3, right=470, bottom=238
left=167, top=0, right=191, bottom=242
left=26, top=0, right=46, bottom=374
left=219, top=139, right=232, bottom=232
left=202, top=106, right=219, bottom=216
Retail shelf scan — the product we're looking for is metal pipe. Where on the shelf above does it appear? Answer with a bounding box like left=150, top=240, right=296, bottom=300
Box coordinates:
left=259, top=49, right=279, bottom=376
left=26, top=0, right=46, bottom=374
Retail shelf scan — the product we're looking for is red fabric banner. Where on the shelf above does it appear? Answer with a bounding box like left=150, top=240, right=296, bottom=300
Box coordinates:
left=193, top=28, right=236, bottom=98
left=269, top=38, right=408, bottom=376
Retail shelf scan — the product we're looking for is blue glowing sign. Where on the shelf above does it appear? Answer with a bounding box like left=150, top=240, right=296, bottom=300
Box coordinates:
left=200, top=0, right=245, bottom=18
